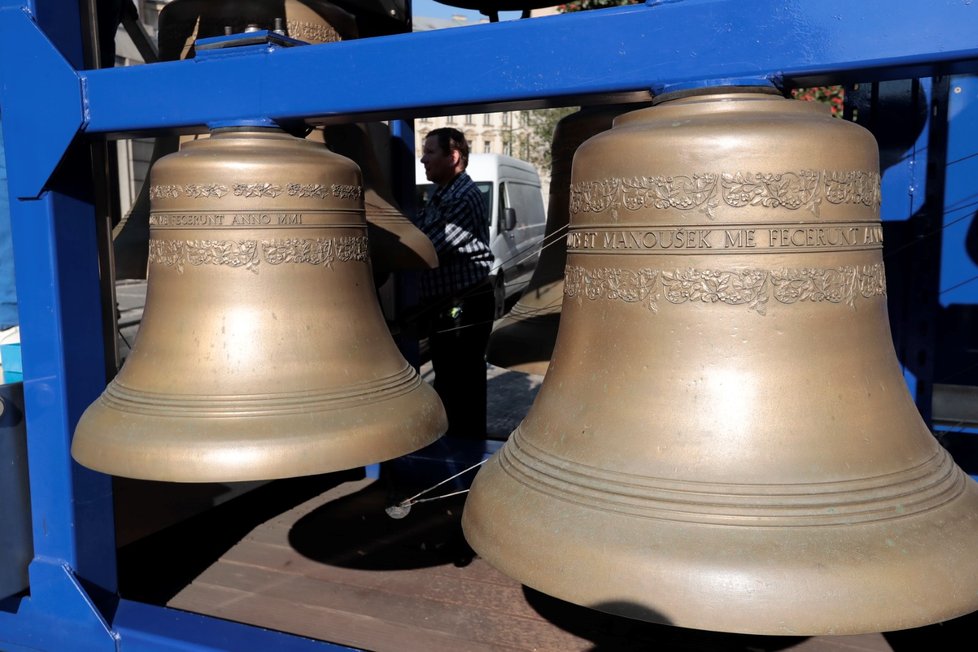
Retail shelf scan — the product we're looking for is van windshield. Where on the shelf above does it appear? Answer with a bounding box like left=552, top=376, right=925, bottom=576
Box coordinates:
left=416, top=182, right=493, bottom=222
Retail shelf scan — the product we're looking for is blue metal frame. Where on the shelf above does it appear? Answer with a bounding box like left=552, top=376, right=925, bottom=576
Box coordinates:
left=0, top=1, right=977, bottom=650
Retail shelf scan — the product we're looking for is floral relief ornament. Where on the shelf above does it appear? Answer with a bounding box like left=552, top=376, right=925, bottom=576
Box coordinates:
left=563, top=263, right=886, bottom=315
left=148, top=237, right=369, bottom=274
left=569, top=170, right=880, bottom=219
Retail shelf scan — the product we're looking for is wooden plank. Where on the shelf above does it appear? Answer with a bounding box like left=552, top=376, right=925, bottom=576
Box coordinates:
left=173, top=560, right=605, bottom=652
left=222, top=540, right=533, bottom=619
left=242, top=480, right=524, bottom=588
left=790, top=635, right=892, bottom=652
left=155, top=474, right=900, bottom=652
left=171, top=583, right=512, bottom=652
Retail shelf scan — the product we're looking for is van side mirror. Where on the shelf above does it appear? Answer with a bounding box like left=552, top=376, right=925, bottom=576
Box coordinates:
left=502, top=207, right=517, bottom=231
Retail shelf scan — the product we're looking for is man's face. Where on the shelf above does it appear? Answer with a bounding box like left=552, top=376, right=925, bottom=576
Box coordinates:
left=421, top=136, right=458, bottom=186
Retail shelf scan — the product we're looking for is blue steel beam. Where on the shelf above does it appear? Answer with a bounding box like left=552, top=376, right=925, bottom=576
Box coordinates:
left=0, top=0, right=117, bottom=650
left=5, top=0, right=978, bottom=198
left=0, top=6, right=83, bottom=200
left=77, top=0, right=978, bottom=132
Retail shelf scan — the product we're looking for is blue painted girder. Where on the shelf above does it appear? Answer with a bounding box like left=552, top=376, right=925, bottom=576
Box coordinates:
left=5, top=0, right=978, bottom=198
left=82, top=0, right=978, bottom=133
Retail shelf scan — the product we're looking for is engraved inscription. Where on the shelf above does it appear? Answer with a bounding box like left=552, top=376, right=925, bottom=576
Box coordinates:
left=150, top=214, right=226, bottom=227
left=569, top=170, right=880, bottom=218
left=148, top=236, right=368, bottom=274
left=567, top=224, right=882, bottom=252
left=230, top=214, right=271, bottom=226
left=863, top=225, right=883, bottom=244
left=564, top=263, right=886, bottom=314
left=151, top=213, right=303, bottom=227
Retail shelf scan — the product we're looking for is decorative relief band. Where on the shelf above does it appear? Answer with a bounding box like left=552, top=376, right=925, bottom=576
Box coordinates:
left=150, top=183, right=362, bottom=201
left=567, top=223, right=883, bottom=253
left=569, top=170, right=880, bottom=219
left=563, top=263, right=886, bottom=315
left=184, top=184, right=228, bottom=199
left=286, top=20, right=342, bottom=44
left=148, top=236, right=369, bottom=274
left=234, top=183, right=283, bottom=198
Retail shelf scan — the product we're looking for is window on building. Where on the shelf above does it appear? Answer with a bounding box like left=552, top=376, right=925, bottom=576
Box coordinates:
left=483, top=114, right=492, bottom=126
left=420, top=116, right=431, bottom=123
left=483, top=140, right=491, bottom=153
left=447, top=115, right=456, bottom=123
left=502, top=112, right=511, bottom=126
left=465, top=114, right=473, bottom=124
left=503, top=139, right=511, bottom=156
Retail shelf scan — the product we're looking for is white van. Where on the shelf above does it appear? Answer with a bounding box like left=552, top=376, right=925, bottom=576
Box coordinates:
left=416, top=153, right=547, bottom=316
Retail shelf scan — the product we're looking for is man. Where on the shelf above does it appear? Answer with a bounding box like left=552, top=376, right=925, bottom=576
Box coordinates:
left=417, top=127, right=494, bottom=439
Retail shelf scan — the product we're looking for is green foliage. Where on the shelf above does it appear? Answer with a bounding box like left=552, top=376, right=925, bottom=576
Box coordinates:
left=514, top=107, right=579, bottom=174
left=518, top=1, right=641, bottom=171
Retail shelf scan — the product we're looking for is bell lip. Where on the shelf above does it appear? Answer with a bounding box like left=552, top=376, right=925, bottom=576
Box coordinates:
left=70, top=381, right=447, bottom=482
left=462, top=451, right=978, bottom=636
left=651, top=83, right=781, bottom=106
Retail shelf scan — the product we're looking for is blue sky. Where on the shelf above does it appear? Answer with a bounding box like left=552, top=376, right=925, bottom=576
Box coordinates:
left=412, top=0, right=525, bottom=22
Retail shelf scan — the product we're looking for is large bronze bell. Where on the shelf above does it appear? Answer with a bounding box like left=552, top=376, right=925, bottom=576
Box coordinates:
left=485, top=104, right=636, bottom=376
left=463, top=87, right=978, bottom=635
left=73, top=128, right=446, bottom=482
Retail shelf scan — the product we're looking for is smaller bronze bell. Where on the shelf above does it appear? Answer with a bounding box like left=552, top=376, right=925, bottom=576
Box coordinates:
left=320, top=123, right=438, bottom=282
left=73, top=127, right=446, bottom=482
left=115, top=1, right=437, bottom=283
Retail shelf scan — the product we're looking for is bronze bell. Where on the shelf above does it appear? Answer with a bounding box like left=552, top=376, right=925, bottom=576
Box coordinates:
left=319, top=123, right=438, bottom=283
left=114, top=0, right=437, bottom=283
left=73, top=128, right=446, bottom=482
left=463, top=87, right=978, bottom=635
left=485, top=104, right=637, bottom=376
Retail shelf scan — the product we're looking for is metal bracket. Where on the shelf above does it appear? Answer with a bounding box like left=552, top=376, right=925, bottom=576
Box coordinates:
left=0, top=559, right=119, bottom=652
left=0, top=6, right=84, bottom=200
